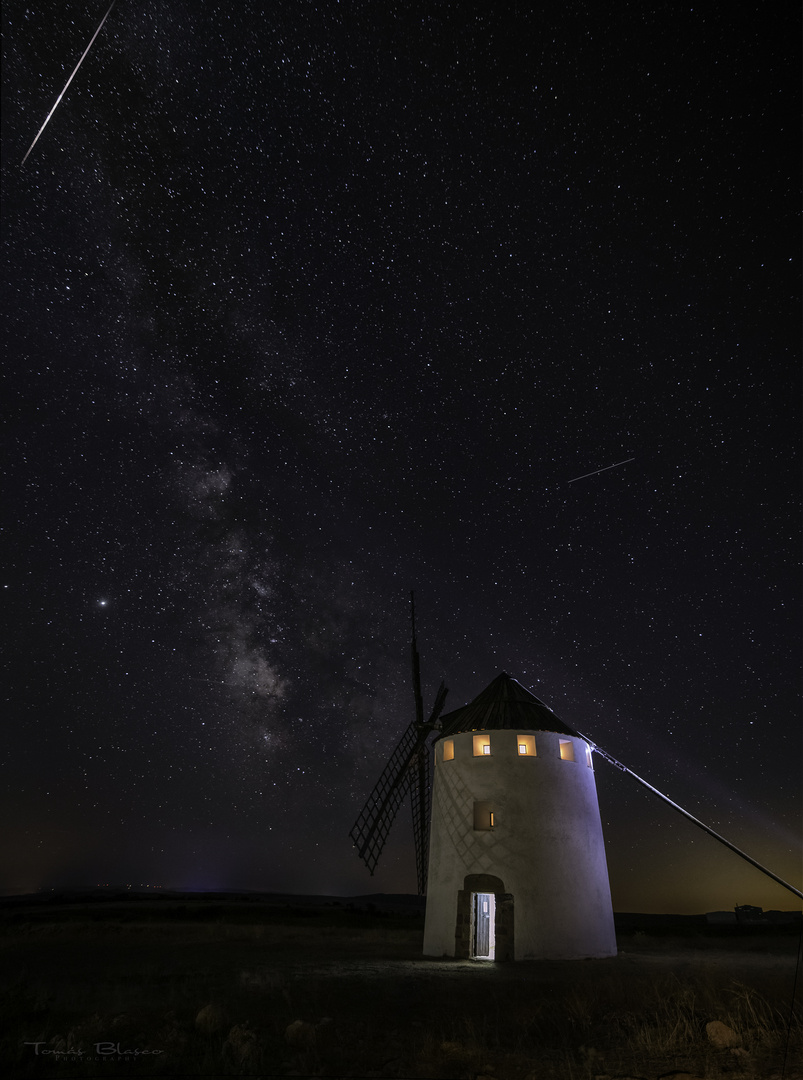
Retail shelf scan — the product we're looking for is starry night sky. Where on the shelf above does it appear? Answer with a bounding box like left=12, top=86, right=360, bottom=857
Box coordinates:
left=2, top=1, right=800, bottom=912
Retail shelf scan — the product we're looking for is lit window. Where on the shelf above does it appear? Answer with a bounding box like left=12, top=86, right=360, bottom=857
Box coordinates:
left=473, top=734, right=491, bottom=756
left=559, top=739, right=575, bottom=761
left=473, top=801, right=495, bottom=830
left=443, top=739, right=454, bottom=761
left=517, top=735, right=536, bottom=756
left=585, top=746, right=593, bottom=768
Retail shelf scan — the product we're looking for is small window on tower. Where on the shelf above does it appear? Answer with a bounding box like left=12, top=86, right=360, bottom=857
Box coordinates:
left=443, top=739, right=454, bottom=762
left=585, top=745, right=593, bottom=768
left=473, top=801, right=495, bottom=830
left=517, top=735, right=536, bottom=756
left=473, top=734, right=492, bottom=756
left=559, top=739, right=575, bottom=762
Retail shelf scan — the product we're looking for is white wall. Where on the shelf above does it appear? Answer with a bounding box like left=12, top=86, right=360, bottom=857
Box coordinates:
left=423, top=728, right=617, bottom=960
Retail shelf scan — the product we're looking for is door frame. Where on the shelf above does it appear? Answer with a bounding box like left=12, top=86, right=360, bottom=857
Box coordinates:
left=454, top=874, right=514, bottom=960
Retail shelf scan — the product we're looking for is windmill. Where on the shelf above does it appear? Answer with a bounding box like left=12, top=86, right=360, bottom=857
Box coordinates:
left=352, top=602, right=802, bottom=957
left=349, top=593, right=448, bottom=895
left=423, top=673, right=803, bottom=960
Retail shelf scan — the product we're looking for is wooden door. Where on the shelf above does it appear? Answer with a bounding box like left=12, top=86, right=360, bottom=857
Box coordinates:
left=474, top=893, right=491, bottom=957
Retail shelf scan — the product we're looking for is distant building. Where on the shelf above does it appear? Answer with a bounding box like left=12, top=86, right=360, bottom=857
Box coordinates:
left=705, top=910, right=737, bottom=924
left=707, top=905, right=774, bottom=925
left=734, top=904, right=768, bottom=924
left=764, top=910, right=800, bottom=924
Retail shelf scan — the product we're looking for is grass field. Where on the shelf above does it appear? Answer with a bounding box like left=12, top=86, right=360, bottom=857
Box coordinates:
left=1, top=895, right=800, bottom=1080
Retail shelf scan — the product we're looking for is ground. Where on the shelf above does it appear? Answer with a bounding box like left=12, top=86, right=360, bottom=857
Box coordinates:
left=1, top=894, right=800, bottom=1079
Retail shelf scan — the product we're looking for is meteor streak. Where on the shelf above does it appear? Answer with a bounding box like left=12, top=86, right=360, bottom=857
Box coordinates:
left=567, top=456, right=635, bottom=484
left=21, top=0, right=117, bottom=166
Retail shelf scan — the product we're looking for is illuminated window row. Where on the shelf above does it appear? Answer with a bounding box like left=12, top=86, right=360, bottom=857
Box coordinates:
left=442, top=735, right=592, bottom=766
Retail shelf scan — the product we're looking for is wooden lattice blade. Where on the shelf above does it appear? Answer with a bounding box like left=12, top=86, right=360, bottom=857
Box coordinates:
left=349, top=718, right=430, bottom=874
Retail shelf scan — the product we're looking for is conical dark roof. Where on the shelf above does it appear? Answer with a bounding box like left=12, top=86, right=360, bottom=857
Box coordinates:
left=437, top=672, right=580, bottom=738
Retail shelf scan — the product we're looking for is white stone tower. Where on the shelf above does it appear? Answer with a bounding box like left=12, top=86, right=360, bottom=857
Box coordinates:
left=423, top=673, right=616, bottom=961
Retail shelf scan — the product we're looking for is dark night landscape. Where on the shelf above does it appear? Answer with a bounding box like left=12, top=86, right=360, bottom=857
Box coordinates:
left=1, top=0, right=800, bottom=1077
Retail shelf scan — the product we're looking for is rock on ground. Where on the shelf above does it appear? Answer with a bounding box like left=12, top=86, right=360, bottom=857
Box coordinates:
left=705, top=1019, right=742, bottom=1048
left=194, top=1003, right=229, bottom=1033
left=285, top=1019, right=317, bottom=1047
left=223, top=1023, right=259, bottom=1066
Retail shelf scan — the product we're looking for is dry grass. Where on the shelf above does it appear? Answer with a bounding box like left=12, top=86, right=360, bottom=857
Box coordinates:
left=0, top=900, right=800, bottom=1079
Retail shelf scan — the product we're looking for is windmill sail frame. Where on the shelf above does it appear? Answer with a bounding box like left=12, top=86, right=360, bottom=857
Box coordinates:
left=349, top=593, right=447, bottom=893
